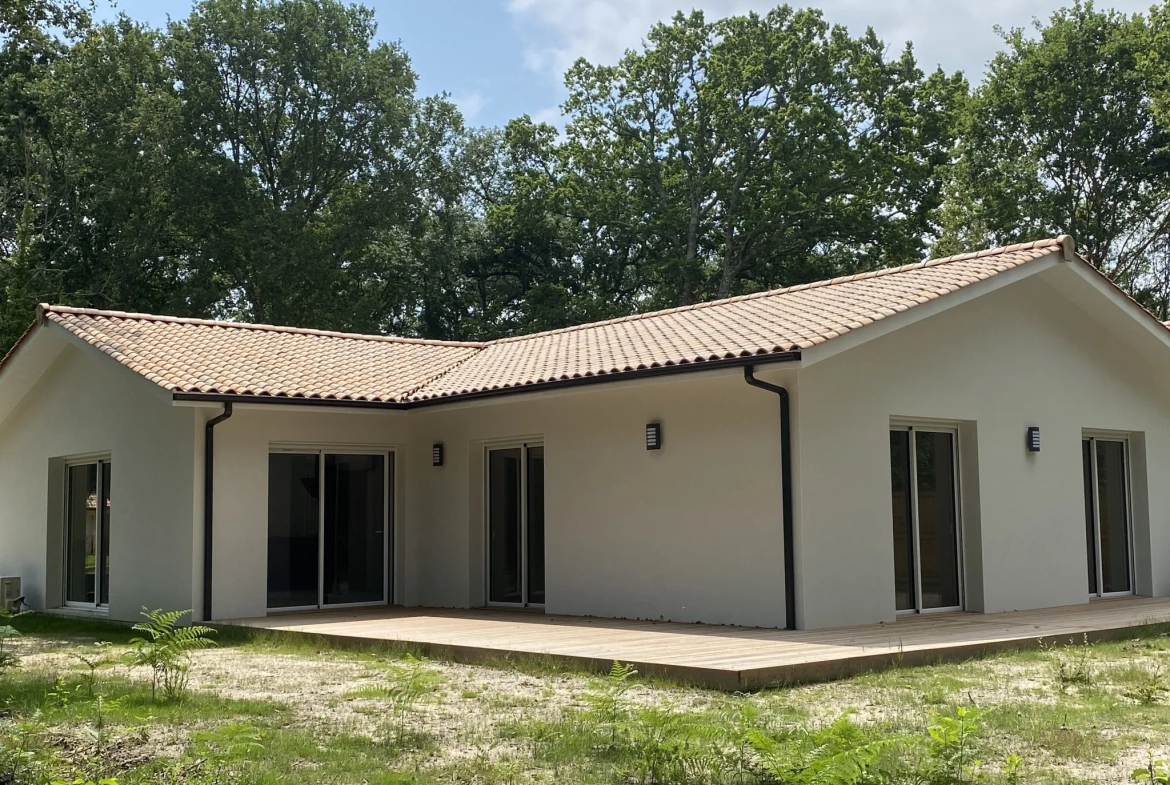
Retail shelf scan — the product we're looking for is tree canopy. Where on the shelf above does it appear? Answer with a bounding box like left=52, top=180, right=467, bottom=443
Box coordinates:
left=1, top=0, right=1169, bottom=351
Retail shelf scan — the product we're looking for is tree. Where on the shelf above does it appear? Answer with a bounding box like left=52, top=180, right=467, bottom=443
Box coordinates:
left=938, top=2, right=1170, bottom=313
left=168, top=0, right=461, bottom=332
left=559, top=8, right=966, bottom=308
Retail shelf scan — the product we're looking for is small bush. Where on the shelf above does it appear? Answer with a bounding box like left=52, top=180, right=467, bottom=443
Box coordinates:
left=127, top=608, right=216, bottom=702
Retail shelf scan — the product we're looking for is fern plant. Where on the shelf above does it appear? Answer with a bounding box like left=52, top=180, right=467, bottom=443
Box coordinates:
left=750, top=715, right=906, bottom=785
left=384, top=654, right=444, bottom=746
left=128, top=608, right=216, bottom=701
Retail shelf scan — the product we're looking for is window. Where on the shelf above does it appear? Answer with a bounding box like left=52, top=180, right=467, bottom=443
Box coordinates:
left=487, top=443, right=545, bottom=606
left=1083, top=436, right=1133, bottom=597
left=65, top=458, right=111, bottom=609
left=889, top=427, right=961, bottom=613
left=267, top=450, right=391, bottom=610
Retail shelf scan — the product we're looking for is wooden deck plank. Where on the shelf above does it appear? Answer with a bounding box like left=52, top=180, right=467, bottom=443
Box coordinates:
left=217, top=597, right=1170, bottom=689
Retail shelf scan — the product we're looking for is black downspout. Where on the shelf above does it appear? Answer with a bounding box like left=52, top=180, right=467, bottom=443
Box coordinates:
left=203, top=403, right=233, bottom=622
left=743, top=366, right=797, bottom=631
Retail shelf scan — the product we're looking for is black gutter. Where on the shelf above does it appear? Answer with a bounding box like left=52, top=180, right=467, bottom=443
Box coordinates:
left=172, top=351, right=802, bottom=410
left=743, top=366, right=797, bottom=631
left=203, top=403, right=233, bottom=621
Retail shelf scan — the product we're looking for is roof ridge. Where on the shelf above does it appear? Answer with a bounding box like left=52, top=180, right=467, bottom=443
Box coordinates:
left=487, top=237, right=1068, bottom=346
left=39, top=304, right=487, bottom=349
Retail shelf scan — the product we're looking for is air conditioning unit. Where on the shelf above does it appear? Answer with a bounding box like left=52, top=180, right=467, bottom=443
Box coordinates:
left=0, top=577, right=21, bottom=613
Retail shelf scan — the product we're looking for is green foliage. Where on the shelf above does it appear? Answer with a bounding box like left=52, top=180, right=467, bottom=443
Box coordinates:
left=127, top=607, right=216, bottom=702
left=923, top=706, right=984, bottom=784
left=383, top=654, right=444, bottom=746
left=937, top=2, right=1170, bottom=316
left=750, top=715, right=904, bottom=785
left=1136, top=753, right=1170, bottom=783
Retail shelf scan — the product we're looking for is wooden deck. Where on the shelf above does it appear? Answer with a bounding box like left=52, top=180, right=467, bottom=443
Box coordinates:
left=220, top=596, right=1170, bottom=690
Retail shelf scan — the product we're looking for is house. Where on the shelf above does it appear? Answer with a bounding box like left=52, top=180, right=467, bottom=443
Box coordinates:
left=1, top=235, right=1168, bottom=631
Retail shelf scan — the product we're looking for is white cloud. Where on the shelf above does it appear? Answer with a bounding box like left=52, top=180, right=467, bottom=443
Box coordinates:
left=452, top=92, right=488, bottom=121
left=508, top=0, right=1153, bottom=81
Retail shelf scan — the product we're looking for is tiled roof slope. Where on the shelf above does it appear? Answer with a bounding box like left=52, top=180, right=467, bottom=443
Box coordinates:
left=409, top=237, right=1069, bottom=400
left=41, top=307, right=482, bottom=402
left=25, top=237, right=1069, bottom=404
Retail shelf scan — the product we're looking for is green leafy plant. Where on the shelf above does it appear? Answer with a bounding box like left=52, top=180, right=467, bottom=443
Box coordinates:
left=128, top=608, right=216, bottom=701
left=583, top=661, right=638, bottom=749
left=1135, top=752, right=1170, bottom=783
left=72, top=641, right=114, bottom=699
left=384, top=654, right=444, bottom=746
left=923, top=706, right=984, bottom=784
left=750, top=714, right=905, bottom=785
left=1125, top=663, right=1168, bottom=706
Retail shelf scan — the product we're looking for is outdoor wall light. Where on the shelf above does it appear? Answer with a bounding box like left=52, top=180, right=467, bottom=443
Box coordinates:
left=645, top=423, right=662, bottom=451
left=1026, top=426, right=1041, bottom=453
left=432, top=443, right=444, bottom=466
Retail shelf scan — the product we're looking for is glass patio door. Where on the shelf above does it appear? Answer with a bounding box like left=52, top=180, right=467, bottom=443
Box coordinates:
left=268, top=450, right=390, bottom=611
left=487, top=444, right=544, bottom=606
left=890, top=428, right=962, bottom=613
left=1083, top=438, right=1132, bottom=596
left=65, top=459, right=111, bottom=608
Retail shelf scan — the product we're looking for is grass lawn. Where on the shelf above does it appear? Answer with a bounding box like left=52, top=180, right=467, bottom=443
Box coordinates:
left=3, top=614, right=1170, bottom=784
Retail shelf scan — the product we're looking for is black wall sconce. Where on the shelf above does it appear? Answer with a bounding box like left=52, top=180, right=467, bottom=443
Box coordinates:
left=1026, top=426, right=1040, bottom=453
left=432, top=443, right=444, bottom=466
left=645, top=423, right=662, bottom=450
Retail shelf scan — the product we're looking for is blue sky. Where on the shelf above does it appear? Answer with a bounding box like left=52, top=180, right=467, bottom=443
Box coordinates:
left=98, top=0, right=1153, bottom=129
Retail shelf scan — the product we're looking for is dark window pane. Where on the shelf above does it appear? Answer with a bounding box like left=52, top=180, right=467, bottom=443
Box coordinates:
left=489, top=449, right=523, bottom=604
left=324, top=454, right=386, bottom=605
left=267, top=453, right=320, bottom=608
left=1096, top=440, right=1131, bottom=594
left=66, top=464, right=98, bottom=604
left=1083, top=440, right=1098, bottom=594
left=99, top=462, right=111, bottom=606
left=890, top=431, right=915, bottom=611
left=916, top=432, right=960, bottom=609
left=527, top=446, right=545, bottom=605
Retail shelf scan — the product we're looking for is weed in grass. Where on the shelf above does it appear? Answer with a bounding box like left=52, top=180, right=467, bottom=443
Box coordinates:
left=1043, top=634, right=1096, bottom=692
left=1124, top=663, right=1168, bottom=706
left=383, top=653, right=444, bottom=748
left=924, top=705, right=984, bottom=784
left=72, top=642, right=114, bottom=699
left=1135, top=752, right=1170, bottom=783
left=127, top=608, right=216, bottom=702
left=749, top=714, right=906, bottom=785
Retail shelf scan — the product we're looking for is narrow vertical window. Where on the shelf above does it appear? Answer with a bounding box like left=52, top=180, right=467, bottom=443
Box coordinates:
left=889, top=428, right=961, bottom=613
left=488, top=443, right=545, bottom=607
left=65, top=459, right=111, bottom=608
left=1083, top=437, right=1132, bottom=597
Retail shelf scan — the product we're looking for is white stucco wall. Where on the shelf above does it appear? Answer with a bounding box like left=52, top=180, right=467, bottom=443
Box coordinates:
left=795, top=264, right=1170, bottom=629
left=406, top=369, right=794, bottom=628
left=0, top=340, right=197, bottom=621
left=206, top=406, right=412, bottom=621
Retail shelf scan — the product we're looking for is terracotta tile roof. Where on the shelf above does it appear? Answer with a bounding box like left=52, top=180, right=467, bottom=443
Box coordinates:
left=409, top=237, right=1071, bottom=400
left=41, top=307, right=482, bottom=402
left=24, top=237, right=1071, bottom=404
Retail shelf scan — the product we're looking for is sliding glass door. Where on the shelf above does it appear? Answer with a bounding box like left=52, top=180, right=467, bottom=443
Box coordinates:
left=488, top=444, right=544, bottom=606
left=889, top=428, right=961, bottom=613
left=65, top=459, right=112, bottom=608
left=1083, top=437, right=1132, bottom=597
left=268, top=450, right=391, bottom=611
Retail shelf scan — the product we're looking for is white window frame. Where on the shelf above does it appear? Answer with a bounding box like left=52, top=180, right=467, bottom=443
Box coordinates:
left=890, top=421, right=964, bottom=615
left=484, top=439, right=545, bottom=609
left=1083, top=431, right=1135, bottom=599
left=267, top=444, right=394, bottom=613
left=62, top=453, right=112, bottom=613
